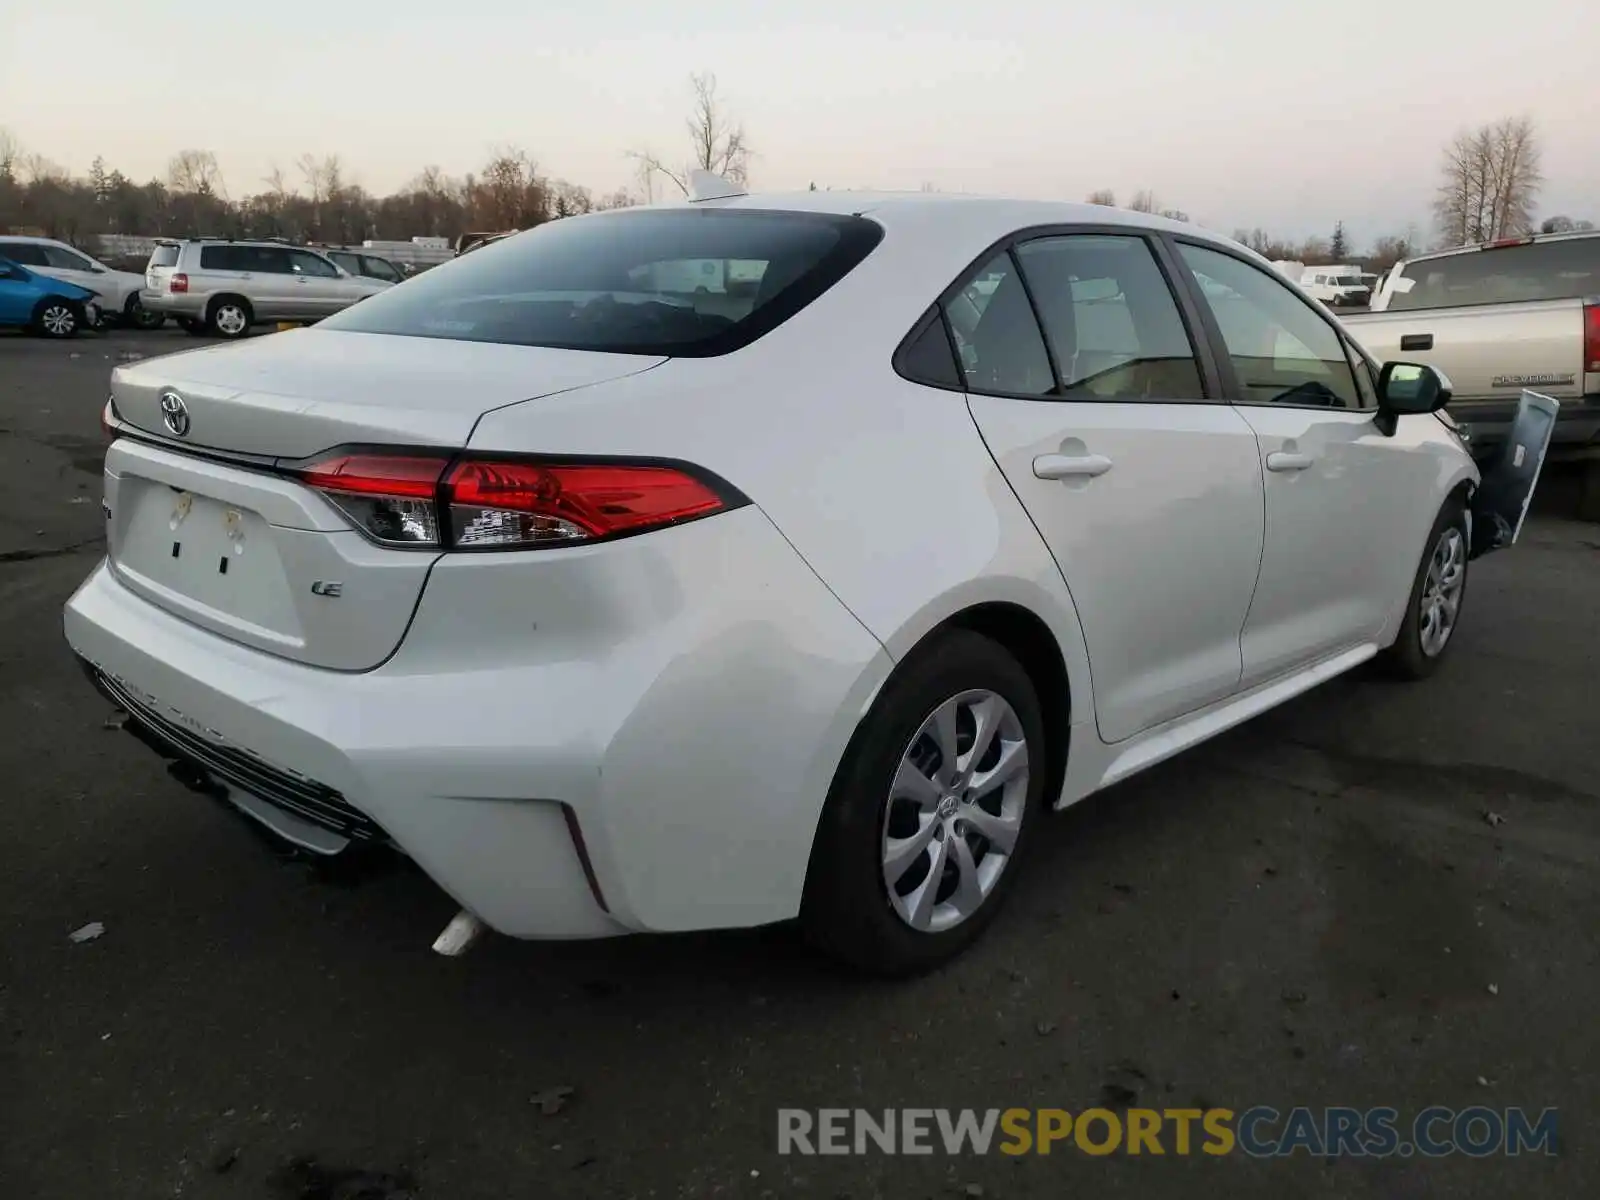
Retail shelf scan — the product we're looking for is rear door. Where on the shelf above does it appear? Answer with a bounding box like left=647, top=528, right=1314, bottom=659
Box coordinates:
left=1170, top=240, right=1442, bottom=685
left=195, top=244, right=261, bottom=314
left=959, top=231, right=1266, bottom=743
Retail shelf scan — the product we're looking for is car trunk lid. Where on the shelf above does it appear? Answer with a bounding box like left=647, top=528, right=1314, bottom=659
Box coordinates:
left=110, top=328, right=665, bottom=458
left=104, top=331, right=664, bottom=670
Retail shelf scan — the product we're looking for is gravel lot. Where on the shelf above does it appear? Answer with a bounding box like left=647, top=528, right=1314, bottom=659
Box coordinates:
left=2, top=328, right=1597, bottom=1199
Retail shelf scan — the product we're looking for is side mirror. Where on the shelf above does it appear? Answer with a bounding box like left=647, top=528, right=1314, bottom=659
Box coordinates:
left=1378, top=361, right=1453, bottom=415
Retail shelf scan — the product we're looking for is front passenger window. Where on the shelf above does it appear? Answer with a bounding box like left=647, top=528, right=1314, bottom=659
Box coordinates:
left=1177, top=243, right=1360, bottom=409
left=940, top=251, right=1054, bottom=397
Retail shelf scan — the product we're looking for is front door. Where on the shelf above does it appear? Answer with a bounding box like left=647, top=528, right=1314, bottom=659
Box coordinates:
left=1170, top=241, right=1435, bottom=686
left=955, top=234, right=1265, bottom=743
left=285, top=249, right=346, bottom=318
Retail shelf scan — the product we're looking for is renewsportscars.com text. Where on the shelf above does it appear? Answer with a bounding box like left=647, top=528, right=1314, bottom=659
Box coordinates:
left=777, top=1106, right=1558, bottom=1158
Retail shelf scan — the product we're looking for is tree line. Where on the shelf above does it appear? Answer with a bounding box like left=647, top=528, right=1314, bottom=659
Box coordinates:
left=1, top=97, right=1590, bottom=267
left=0, top=73, right=751, bottom=252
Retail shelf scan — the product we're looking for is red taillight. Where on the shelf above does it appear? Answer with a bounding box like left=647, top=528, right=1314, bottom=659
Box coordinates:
left=170, top=273, right=188, bottom=293
left=299, top=453, right=448, bottom=547
left=295, top=453, right=736, bottom=550
left=443, top=460, right=728, bottom=548
left=1584, top=302, right=1600, bottom=374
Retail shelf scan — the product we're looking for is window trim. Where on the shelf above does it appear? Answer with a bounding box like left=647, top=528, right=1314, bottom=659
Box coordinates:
left=1163, top=234, right=1366, bottom=413
left=890, top=222, right=1227, bottom=404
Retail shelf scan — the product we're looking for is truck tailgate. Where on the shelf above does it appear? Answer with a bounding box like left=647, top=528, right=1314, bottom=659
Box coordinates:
left=1342, top=298, right=1587, bottom=404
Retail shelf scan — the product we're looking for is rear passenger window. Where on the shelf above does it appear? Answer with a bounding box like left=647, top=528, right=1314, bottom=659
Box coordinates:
left=1015, top=235, right=1205, bottom=401
left=897, top=310, right=962, bottom=388
left=199, top=246, right=240, bottom=271
left=3, top=243, right=50, bottom=266
left=941, top=251, right=1054, bottom=397
left=1386, top=237, right=1600, bottom=312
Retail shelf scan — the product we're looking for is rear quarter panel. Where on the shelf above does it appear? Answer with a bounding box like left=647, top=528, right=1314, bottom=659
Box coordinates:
left=466, top=208, right=1099, bottom=803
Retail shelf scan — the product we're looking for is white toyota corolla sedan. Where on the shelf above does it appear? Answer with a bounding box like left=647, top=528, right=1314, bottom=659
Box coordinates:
left=65, top=189, right=1481, bottom=974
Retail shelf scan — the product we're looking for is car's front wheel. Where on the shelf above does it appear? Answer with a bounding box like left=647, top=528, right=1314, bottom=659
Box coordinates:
left=802, top=629, right=1047, bottom=975
left=33, top=299, right=82, bottom=338
left=1381, top=497, right=1469, bottom=679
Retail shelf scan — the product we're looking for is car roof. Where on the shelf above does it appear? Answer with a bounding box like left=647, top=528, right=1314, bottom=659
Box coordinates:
left=652, top=189, right=1235, bottom=254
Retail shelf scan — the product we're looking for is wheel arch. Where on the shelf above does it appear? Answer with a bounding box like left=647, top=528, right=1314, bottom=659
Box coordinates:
left=925, top=602, right=1074, bottom=814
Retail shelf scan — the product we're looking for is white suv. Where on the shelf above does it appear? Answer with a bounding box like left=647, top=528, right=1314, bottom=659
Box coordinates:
left=143, top=239, right=394, bottom=338
left=0, top=235, right=161, bottom=328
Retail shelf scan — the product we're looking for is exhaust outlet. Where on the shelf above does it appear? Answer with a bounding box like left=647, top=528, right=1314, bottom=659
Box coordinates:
left=431, top=909, right=488, bottom=957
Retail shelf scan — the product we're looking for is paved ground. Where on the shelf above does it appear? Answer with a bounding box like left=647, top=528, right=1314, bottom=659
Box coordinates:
left=2, top=329, right=1597, bottom=1199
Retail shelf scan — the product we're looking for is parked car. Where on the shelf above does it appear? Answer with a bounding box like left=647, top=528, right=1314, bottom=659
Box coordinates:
left=141, top=238, right=394, bottom=339
left=0, top=256, right=101, bottom=337
left=71, top=193, right=1520, bottom=975
left=0, top=235, right=162, bottom=329
left=1343, top=230, right=1600, bottom=459
left=1300, top=267, right=1371, bottom=307
left=322, top=249, right=410, bottom=285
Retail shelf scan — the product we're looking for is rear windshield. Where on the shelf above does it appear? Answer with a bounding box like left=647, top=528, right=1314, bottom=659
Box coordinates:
left=319, top=208, right=884, bottom=356
left=1387, top=237, right=1600, bottom=311
left=149, top=244, right=180, bottom=268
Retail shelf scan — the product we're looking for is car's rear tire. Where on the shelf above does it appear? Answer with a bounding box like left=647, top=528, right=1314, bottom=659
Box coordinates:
left=801, top=629, right=1047, bottom=976
left=1380, top=496, right=1469, bottom=680
left=206, top=296, right=252, bottom=339
left=32, top=298, right=82, bottom=339
left=124, top=295, right=166, bottom=330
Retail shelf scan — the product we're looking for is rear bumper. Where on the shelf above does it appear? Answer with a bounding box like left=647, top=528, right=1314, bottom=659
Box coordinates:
left=142, top=290, right=204, bottom=318
left=62, top=506, right=891, bottom=939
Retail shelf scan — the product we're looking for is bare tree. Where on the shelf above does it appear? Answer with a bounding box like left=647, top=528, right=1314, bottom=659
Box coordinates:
left=0, top=127, right=19, bottom=181
left=631, top=71, right=752, bottom=197
left=1127, top=189, right=1188, bottom=222
left=167, top=149, right=224, bottom=197
left=297, top=154, right=345, bottom=204
left=1434, top=116, right=1542, bottom=246
left=1086, top=189, right=1116, bottom=206
left=21, top=152, right=69, bottom=185
left=262, top=164, right=292, bottom=197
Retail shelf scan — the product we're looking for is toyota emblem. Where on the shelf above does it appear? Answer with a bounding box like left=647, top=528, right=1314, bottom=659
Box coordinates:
left=159, top=391, right=190, bottom=438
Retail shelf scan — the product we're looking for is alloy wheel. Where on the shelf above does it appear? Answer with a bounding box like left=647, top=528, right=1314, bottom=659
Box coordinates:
left=1419, top=526, right=1465, bottom=657
left=40, top=304, right=76, bottom=337
left=215, top=305, right=248, bottom=336
left=880, top=689, right=1030, bottom=933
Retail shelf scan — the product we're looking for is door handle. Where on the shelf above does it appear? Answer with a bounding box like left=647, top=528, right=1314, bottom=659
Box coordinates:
left=1033, top=453, right=1113, bottom=480
left=1265, top=451, right=1314, bottom=472
left=239, top=273, right=253, bottom=279
left=1400, top=333, right=1433, bottom=352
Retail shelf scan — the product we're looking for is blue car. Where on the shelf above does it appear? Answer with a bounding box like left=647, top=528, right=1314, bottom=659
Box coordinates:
left=0, top=255, right=101, bottom=338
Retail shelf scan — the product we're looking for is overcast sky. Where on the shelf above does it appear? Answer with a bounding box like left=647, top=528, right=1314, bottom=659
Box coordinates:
left=3, top=0, right=1596, bottom=246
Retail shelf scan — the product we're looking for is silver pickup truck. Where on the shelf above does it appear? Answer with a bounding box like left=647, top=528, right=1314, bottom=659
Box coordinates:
left=1343, top=231, right=1599, bottom=463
